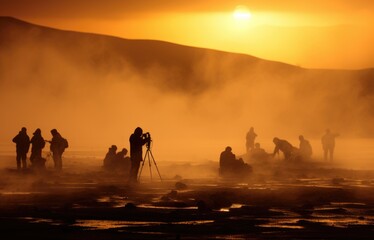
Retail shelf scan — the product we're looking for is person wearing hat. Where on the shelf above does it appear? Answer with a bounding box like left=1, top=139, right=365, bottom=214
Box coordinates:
left=30, top=128, right=46, bottom=168
left=12, top=127, right=30, bottom=170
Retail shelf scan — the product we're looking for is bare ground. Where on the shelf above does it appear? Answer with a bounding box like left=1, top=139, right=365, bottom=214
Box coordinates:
left=0, top=156, right=373, bottom=239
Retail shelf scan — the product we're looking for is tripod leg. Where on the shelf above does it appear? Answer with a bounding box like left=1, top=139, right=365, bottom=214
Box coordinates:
left=149, top=150, right=162, bottom=181
left=147, top=150, right=152, bottom=180
left=137, top=152, right=147, bottom=182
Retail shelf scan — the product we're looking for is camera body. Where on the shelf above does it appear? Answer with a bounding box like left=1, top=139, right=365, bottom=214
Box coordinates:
left=143, top=132, right=150, bottom=139
left=143, top=132, right=151, bottom=148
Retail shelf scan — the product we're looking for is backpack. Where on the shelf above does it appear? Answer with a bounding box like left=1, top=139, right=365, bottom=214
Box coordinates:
left=62, top=138, right=69, bottom=149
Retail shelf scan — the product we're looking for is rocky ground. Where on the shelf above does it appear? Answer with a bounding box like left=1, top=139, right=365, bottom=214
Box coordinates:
left=0, top=156, right=373, bottom=239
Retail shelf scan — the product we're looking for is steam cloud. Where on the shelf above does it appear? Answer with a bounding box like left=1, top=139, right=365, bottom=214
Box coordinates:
left=0, top=18, right=373, bottom=169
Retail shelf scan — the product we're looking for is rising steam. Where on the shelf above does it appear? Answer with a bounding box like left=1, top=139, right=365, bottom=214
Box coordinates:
left=0, top=17, right=373, bottom=169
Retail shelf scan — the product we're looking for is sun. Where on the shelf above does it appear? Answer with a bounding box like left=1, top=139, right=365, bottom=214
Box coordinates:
left=233, top=5, right=252, bottom=21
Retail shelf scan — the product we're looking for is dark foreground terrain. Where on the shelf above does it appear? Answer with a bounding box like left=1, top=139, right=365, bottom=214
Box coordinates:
left=0, top=158, right=373, bottom=240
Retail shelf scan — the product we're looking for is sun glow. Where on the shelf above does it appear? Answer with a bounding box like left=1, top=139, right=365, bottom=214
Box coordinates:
left=233, top=5, right=252, bottom=21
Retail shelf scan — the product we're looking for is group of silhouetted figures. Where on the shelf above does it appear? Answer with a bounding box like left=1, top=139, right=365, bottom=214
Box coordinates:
left=12, top=127, right=68, bottom=171
left=11, top=126, right=151, bottom=183
left=103, top=145, right=131, bottom=173
left=12, top=126, right=339, bottom=182
left=11, top=126, right=149, bottom=184
left=103, top=127, right=151, bottom=183
left=219, top=146, right=253, bottom=178
left=219, top=127, right=339, bottom=179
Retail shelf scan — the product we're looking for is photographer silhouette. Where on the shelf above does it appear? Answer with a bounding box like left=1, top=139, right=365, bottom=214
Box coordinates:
left=138, top=132, right=162, bottom=182
left=129, top=127, right=161, bottom=183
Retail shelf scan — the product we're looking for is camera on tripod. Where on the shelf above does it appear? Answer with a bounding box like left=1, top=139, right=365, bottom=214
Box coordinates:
left=138, top=131, right=162, bottom=182
left=143, top=132, right=151, bottom=149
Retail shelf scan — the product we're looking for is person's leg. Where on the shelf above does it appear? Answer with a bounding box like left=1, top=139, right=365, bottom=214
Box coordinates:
left=134, top=161, right=141, bottom=181
left=53, top=153, right=58, bottom=169
left=30, top=151, right=35, bottom=165
left=130, top=160, right=141, bottom=182
left=284, top=151, right=291, bottom=160
left=330, top=147, right=334, bottom=161
left=21, top=153, right=27, bottom=169
left=323, top=148, right=328, bottom=161
left=57, top=154, right=62, bottom=170
left=35, top=149, right=42, bottom=160
left=16, top=154, right=21, bottom=170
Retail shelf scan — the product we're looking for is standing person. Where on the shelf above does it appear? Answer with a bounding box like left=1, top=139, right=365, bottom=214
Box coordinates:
left=129, top=127, right=149, bottom=183
left=50, top=129, right=68, bottom=171
left=30, top=128, right=46, bottom=168
left=12, top=127, right=30, bottom=170
left=321, top=129, right=339, bottom=162
left=246, top=127, right=257, bottom=154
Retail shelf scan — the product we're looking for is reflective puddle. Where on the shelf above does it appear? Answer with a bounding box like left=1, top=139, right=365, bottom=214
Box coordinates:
left=73, top=219, right=214, bottom=230
left=258, top=202, right=374, bottom=230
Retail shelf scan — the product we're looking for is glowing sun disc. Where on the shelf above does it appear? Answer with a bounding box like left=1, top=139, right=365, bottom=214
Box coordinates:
left=233, top=5, right=251, bottom=20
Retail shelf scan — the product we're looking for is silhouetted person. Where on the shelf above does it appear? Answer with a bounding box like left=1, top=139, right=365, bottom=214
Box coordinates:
left=219, top=146, right=252, bottom=178
left=298, top=135, right=312, bottom=161
left=250, top=142, right=270, bottom=162
left=30, top=128, right=46, bottom=168
left=220, top=146, right=236, bottom=176
left=103, top=145, right=117, bottom=170
left=115, top=148, right=131, bottom=173
left=246, top=127, right=257, bottom=154
left=272, top=137, right=296, bottom=161
left=12, top=127, right=30, bottom=170
left=129, top=127, right=149, bottom=183
left=50, top=129, right=68, bottom=171
left=321, top=129, right=339, bottom=162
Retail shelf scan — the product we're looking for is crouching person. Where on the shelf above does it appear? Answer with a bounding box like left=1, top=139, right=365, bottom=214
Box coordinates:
left=219, top=146, right=252, bottom=179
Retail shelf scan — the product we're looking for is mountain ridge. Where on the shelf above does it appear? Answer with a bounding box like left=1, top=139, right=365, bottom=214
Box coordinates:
left=0, top=16, right=298, bottom=69
left=1, top=16, right=373, bottom=137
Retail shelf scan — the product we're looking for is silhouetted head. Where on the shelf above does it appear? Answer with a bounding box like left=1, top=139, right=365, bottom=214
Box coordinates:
left=225, top=146, right=232, bottom=152
left=326, top=129, right=330, bottom=134
left=51, top=129, right=58, bottom=136
left=34, top=128, right=41, bottom=135
left=21, top=127, right=27, bottom=132
left=121, top=148, right=128, bottom=154
left=273, top=137, right=280, bottom=144
left=110, top=145, right=117, bottom=151
left=299, top=135, right=304, bottom=141
left=250, top=127, right=254, bottom=131
left=134, top=127, right=143, bottom=136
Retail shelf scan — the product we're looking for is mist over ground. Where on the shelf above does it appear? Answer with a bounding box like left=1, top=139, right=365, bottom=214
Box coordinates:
left=1, top=17, right=373, bottom=168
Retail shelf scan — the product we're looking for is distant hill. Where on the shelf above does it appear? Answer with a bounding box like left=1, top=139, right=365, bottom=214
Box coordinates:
left=0, top=16, right=373, bottom=138
left=0, top=16, right=303, bottom=93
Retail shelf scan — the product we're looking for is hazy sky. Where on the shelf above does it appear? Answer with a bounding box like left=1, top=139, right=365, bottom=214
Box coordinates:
left=1, top=0, right=374, bottom=69
left=1, top=1, right=374, bottom=169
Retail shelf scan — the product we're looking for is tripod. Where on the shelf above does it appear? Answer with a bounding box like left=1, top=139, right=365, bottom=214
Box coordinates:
left=138, top=145, right=162, bottom=182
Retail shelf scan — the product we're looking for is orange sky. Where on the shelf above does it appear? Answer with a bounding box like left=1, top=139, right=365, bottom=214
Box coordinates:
left=1, top=1, right=374, bottom=166
left=1, top=0, right=374, bottom=68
